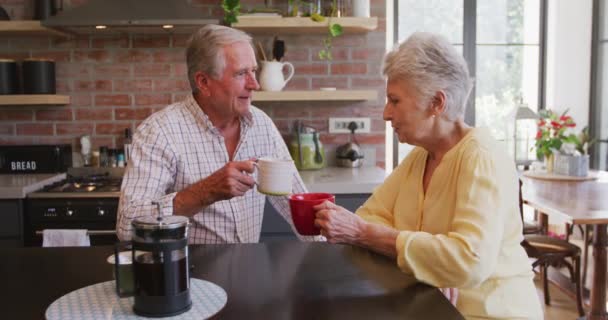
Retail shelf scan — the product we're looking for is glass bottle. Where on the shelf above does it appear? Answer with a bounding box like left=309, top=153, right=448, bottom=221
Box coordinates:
left=99, top=146, right=109, bottom=167
left=124, top=128, right=132, bottom=165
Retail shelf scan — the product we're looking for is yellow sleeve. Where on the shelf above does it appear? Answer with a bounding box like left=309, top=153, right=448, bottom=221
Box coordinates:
left=355, top=149, right=421, bottom=227
left=395, top=147, right=507, bottom=289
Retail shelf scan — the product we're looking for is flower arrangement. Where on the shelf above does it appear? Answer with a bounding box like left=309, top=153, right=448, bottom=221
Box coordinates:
left=535, top=109, right=594, bottom=160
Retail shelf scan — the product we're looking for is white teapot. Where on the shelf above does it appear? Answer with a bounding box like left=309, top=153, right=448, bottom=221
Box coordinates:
left=259, top=60, right=294, bottom=92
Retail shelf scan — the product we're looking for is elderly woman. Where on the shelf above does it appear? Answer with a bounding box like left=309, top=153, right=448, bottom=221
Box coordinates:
left=313, top=32, right=543, bottom=319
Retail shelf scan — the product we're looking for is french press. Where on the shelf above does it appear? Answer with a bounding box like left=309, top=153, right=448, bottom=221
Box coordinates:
left=116, top=203, right=191, bottom=317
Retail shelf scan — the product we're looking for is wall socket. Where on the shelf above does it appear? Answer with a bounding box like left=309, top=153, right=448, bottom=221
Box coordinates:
left=328, top=117, right=371, bottom=133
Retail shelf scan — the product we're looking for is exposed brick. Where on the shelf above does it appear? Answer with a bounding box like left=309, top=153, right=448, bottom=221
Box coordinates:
left=153, top=50, right=184, bottom=63
left=91, top=36, right=130, bottom=49
left=11, top=38, right=50, bottom=50
left=114, top=79, right=154, bottom=92
left=0, top=137, right=35, bottom=145
left=331, top=63, right=367, bottom=75
left=172, top=63, right=188, bottom=77
left=37, top=136, right=77, bottom=145
left=31, top=51, right=71, bottom=62
left=351, top=77, right=386, bottom=88
left=0, top=52, right=29, bottom=60
left=294, top=63, right=328, bottom=75
left=56, top=123, right=94, bottom=135
left=93, top=64, right=131, bottom=77
left=56, top=64, right=91, bottom=78
left=171, top=35, right=190, bottom=48
left=352, top=48, right=385, bottom=61
left=70, top=94, right=93, bottom=107
left=96, top=122, right=130, bottom=135
left=74, top=80, right=112, bottom=91
left=115, top=108, right=154, bottom=120
left=135, top=94, right=172, bottom=106
left=92, top=137, right=116, bottom=149
left=114, top=50, right=152, bottom=63
left=17, top=123, right=53, bottom=135
left=56, top=80, right=72, bottom=93
left=284, top=77, right=310, bottom=90
left=95, top=94, right=131, bottom=107
left=134, top=64, right=171, bottom=77
left=0, top=124, right=15, bottom=135
left=52, top=37, right=90, bottom=49
left=133, top=36, right=171, bottom=48
left=311, top=77, right=349, bottom=89
left=275, top=107, right=309, bottom=118
left=0, top=110, right=33, bottom=121
left=284, top=49, right=309, bottom=62
left=35, top=109, right=73, bottom=121
left=154, top=79, right=191, bottom=91
left=73, top=50, right=112, bottom=63
left=312, top=48, right=348, bottom=61
left=75, top=108, right=113, bottom=121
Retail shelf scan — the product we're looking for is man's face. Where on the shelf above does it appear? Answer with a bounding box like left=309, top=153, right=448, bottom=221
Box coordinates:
left=205, top=42, right=259, bottom=118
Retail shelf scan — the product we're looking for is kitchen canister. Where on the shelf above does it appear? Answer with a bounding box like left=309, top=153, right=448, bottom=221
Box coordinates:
left=0, top=59, right=19, bottom=94
left=22, top=58, right=56, bottom=94
left=352, top=0, right=370, bottom=17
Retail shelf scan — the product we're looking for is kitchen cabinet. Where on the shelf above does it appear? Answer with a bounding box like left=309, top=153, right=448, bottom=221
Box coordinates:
left=260, top=193, right=370, bottom=242
left=0, top=20, right=71, bottom=38
left=0, top=200, right=24, bottom=248
left=0, top=94, right=70, bottom=106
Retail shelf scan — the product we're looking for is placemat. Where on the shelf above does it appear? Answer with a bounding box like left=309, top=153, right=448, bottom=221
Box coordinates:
left=46, top=278, right=227, bottom=320
left=523, top=170, right=598, bottom=181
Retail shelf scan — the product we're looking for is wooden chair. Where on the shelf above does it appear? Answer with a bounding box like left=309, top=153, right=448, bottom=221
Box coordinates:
left=519, top=180, right=585, bottom=316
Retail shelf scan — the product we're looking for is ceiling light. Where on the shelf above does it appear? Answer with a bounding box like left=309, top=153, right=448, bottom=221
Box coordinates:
left=95, top=25, right=107, bottom=29
left=162, top=25, right=174, bottom=29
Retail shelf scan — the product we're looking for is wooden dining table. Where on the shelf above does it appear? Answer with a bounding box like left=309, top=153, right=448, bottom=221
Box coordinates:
left=522, top=170, right=608, bottom=320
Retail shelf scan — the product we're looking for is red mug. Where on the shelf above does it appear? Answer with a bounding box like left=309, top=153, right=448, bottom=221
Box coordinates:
left=289, top=193, right=335, bottom=235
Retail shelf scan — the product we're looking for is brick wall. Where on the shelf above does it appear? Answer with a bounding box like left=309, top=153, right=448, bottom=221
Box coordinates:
left=0, top=0, right=387, bottom=167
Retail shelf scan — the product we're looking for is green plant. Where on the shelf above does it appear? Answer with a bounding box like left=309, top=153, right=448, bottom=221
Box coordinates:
left=534, top=109, right=594, bottom=159
left=222, top=0, right=241, bottom=25
left=288, top=0, right=343, bottom=60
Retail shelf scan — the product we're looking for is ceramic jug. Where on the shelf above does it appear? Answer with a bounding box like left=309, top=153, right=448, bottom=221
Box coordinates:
left=259, top=60, right=294, bottom=91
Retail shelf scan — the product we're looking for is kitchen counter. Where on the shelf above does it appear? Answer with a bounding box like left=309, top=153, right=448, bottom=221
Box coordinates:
left=0, top=173, right=66, bottom=199
left=299, top=166, right=387, bottom=194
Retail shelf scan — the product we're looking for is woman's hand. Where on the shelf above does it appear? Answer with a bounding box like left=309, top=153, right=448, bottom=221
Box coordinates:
left=313, top=200, right=366, bottom=244
left=440, top=287, right=459, bottom=306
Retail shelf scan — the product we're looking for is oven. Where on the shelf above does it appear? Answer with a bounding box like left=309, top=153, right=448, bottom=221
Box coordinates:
left=25, top=168, right=123, bottom=247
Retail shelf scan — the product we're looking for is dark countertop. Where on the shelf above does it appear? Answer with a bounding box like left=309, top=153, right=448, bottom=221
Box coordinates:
left=0, top=242, right=464, bottom=320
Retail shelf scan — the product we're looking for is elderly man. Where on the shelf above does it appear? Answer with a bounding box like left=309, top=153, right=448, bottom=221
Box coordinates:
left=117, top=25, right=317, bottom=243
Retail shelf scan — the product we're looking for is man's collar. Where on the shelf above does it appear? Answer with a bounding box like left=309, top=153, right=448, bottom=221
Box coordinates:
left=185, top=93, right=255, bottom=132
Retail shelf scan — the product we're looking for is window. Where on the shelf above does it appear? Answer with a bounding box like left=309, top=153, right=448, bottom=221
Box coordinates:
left=393, top=0, right=544, bottom=165
left=591, top=0, right=608, bottom=170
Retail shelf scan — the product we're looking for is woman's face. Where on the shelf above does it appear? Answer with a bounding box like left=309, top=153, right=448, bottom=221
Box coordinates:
left=383, top=78, right=433, bottom=145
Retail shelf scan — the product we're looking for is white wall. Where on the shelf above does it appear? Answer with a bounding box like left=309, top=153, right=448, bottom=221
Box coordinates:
left=545, top=0, right=593, bottom=127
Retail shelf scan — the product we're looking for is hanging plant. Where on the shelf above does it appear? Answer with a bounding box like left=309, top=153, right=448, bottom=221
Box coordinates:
left=222, top=0, right=241, bottom=25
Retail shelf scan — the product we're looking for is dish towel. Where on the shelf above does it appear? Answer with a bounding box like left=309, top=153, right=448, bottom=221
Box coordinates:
left=42, top=229, right=91, bottom=247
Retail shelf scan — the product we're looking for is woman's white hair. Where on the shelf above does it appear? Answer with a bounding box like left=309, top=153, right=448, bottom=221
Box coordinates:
left=383, top=32, right=474, bottom=120
left=186, top=24, right=252, bottom=93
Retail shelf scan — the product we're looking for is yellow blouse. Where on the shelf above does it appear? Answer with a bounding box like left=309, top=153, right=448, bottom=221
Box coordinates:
left=357, top=128, right=542, bottom=319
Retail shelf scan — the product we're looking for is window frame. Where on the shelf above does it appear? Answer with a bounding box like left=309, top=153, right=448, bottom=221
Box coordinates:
left=392, top=0, right=548, bottom=168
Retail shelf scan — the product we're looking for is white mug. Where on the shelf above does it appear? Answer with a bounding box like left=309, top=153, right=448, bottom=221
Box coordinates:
left=259, top=60, right=295, bottom=92
left=352, top=0, right=370, bottom=17
left=254, top=157, right=294, bottom=195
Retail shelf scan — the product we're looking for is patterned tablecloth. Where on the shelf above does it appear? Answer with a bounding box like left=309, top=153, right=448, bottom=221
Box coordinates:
left=46, top=278, right=227, bottom=320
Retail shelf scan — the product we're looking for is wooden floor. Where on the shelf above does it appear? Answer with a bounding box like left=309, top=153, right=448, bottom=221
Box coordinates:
left=535, top=275, right=581, bottom=320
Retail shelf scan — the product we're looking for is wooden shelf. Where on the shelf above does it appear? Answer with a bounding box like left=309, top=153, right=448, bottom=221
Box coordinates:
left=0, top=95, right=70, bottom=106
left=233, top=17, right=377, bottom=34
left=0, top=20, right=71, bottom=38
left=252, top=90, right=377, bottom=102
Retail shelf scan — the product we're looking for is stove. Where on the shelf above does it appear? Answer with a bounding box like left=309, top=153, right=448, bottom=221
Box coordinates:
left=26, top=169, right=123, bottom=246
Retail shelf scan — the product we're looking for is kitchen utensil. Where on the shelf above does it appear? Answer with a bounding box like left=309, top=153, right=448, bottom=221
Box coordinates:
left=289, top=124, right=325, bottom=170
left=259, top=60, right=294, bottom=91
left=114, top=202, right=192, bottom=317
left=34, top=0, right=62, bottom=20
left=22, top=58, right=56, bottom=94
left=336, top=121, right=364, bottom=168
left=0, top=6, right=10, bottom=20
left=272, top=37, right=285, bottom=61
left=0, top=59, right=19, bottom=94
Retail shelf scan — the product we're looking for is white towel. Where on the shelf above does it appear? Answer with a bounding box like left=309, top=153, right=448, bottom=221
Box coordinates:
left=42, top=229, right=91, bottom=247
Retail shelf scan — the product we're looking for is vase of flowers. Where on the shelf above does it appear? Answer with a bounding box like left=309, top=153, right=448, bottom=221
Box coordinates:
left=535, top=109, right=594, bottom=175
